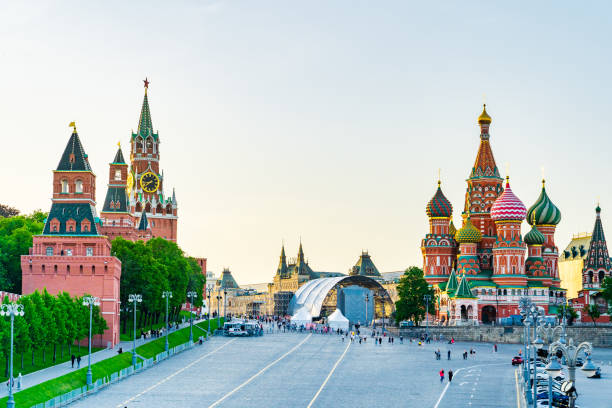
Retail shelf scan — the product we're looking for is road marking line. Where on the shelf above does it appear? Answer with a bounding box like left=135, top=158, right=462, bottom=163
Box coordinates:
left=306, top=339, right=351, bottom=408
left=514, top=369, right=520, bottom=408
left=207, top=334, right=312, bottom=408
left=433, top=363, right=503, bottom=408
left=115, top=338, right=237, bottom=408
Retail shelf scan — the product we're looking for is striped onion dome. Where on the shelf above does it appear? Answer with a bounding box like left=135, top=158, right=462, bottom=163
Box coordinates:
left=426, top=181, right=453, bottom=218
left=524, top=224, right=545, bottom=245
left=455, top=216, right=482, bottom=243
left=491, top=178, right=527, bottom=221
left=526, top=180, right=561, bottom=226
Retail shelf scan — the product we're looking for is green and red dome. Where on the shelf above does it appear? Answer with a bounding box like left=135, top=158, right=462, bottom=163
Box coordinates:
left=426, top=182, right=453, bottom=218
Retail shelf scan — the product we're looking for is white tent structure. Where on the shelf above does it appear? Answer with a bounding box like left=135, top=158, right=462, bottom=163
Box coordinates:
left=291, top=307, right=312, bottom=326
left=327, top=309, right=349, bottom=331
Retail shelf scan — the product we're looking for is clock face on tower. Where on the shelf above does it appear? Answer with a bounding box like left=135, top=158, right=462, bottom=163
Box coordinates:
left=140, top=172, right=160, bottom=193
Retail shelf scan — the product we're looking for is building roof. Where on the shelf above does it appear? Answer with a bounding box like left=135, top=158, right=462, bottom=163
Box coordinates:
left=43, top=203, right=99, bottom=235
left=137, top=211, right=149, bottom=231
left=445, top=269, right=459, bottom=294
left=276, top=245, right=288, bottom=276
left=350, top=251, right=382, bottom=277
left=102, top=187, right=129, bottom=213
left=560, top=233, right=592, bottom=261
left=452, top=273, right=476, bottom=298
left=524, top=224, right=545, bottom=245
left=583, top=206, right=612, bottom=273
left=491, top=178, right=527, bottom=221
left=526, top=180, right=561, bottom=226
left=470, top=106, right=499, bottom=179
left=112, top=146, right=126, bottom=164
left=217, top=268, right=240, bottom=289
left=455, top=216, right=482, bottom=243
left=133, top=84, right=158, bottom=140
left=56, top=130, right=92, bottom=172
left=477, top=104, right=492, bottom=124
left=426, top=182, right=453, bottom=218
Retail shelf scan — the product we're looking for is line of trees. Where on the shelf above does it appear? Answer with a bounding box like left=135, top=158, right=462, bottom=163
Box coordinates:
left=111, top=237, right=205, bottom=335
left=0, top=209, right=46, bottom=293
left=0, top=290, right=106, bottom=375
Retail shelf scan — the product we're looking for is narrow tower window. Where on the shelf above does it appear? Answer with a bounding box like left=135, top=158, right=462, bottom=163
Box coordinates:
left=75, top=180, right=83, bottom=193
left=61, top=179, right=69, bottom=193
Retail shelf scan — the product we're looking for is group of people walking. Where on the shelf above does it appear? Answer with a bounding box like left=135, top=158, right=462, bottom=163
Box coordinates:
left=70, top=354, right=82, bottom=368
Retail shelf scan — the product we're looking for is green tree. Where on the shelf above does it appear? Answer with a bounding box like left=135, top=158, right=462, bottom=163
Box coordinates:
left=52, top=295, right=68, bottom=360
left=40, top=290, right=57, bottom=363
left=602, top=277, right=612, bottom=308
left=58, top=293, right=77, bottom=356
left=394, top=266, right=435, bottom=326
left=0, top=211, right=45, bottom=292
left=584, top=304, right=601, bottom=327
left=27, top=292, right=46, bottom=366
left=0, top=205, right=19, bottom=218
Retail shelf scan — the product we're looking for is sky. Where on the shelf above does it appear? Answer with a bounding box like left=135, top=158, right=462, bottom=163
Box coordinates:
left=1, top=1, right=611, bottom=285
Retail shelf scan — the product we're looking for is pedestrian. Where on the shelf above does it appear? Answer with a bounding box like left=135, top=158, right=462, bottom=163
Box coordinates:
left=71, top=354, right=75, bottom=368
left=400, top=336, right=403, bottom=344
left=449, top=370, right=453, bottom=383
left=447, top=350, right=451, bottom=360
left=494, top=344, right=498, bottom=352
left=439, top=369, right=445, bottom=383
left=379, top=337, right=382, bottom=345
left=77, top=355, right=81, bottom=368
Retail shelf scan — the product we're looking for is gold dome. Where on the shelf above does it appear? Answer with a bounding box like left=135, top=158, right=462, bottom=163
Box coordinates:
left=478, top=104, right=491, bottom=124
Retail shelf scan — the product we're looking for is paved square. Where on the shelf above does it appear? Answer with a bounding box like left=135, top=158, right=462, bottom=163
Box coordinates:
left=71, top=330, right=612, bottom=408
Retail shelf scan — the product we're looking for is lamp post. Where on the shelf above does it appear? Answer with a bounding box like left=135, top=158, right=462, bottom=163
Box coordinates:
left=162, top=291, right=172, bottom=352
left=1, top=303, right=25, bottom=408
left=424, top=294, right=432, bottom=340
left=187, top=291, right=197, bottom=342
left=223, top=289, right=228, bottom=321
left=82, top=296, right=100, bottom=387
left=365, top=294, right=369, bottom=327
left=216, top=289, right=221, bottom=328
left=207, top=286, right=213, bottom=335
left=128, top=294, right=142, bottom=365
left=546, top=338, right=595, bottom=407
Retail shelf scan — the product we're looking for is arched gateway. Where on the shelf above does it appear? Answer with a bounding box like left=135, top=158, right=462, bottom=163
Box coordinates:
left=288, top=275, right=394, bottom=326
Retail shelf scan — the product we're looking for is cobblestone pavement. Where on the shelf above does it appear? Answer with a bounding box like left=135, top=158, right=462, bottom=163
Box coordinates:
left=70, top=330, right=612, bottom=408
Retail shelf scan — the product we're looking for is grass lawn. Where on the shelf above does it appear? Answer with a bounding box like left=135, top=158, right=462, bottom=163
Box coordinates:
left=135, top=318, right=223, bottom=359
left=0, top=318, right=224, bottom=407
left=0, top=352, right=136, bottom=407
left=0, top=344, right=102, bottom=383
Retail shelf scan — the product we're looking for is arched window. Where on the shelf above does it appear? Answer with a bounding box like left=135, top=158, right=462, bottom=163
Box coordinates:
left=146, top=138, right=153, bottom=153
left=598, top=270, right=605, bottom=283
left=75, top=180, right=83, bottom=193
left=61, top=179, right=69, bottom=193
left=114, top=170, right=122, bottom=180
left=135, top=202, right=143, bottom=212
left=136, top=137, right=143, bottom=152
left=145, top=202, right=152, bottom=213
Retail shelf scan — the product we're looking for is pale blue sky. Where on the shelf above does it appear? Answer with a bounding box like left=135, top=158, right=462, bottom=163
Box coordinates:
left=1, top=1, right=611, bottom=284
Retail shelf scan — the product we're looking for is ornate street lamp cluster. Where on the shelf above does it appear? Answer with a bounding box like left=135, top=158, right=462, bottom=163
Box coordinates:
left=1, top=303, right=25, bottom=408
left=519, top=297, right=596, bottom=408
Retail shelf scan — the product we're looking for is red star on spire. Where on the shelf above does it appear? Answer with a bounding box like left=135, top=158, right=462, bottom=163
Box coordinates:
left=143, top=77, right=150, bottom=89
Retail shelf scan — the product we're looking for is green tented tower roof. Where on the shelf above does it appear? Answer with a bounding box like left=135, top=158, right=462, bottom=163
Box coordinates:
left=56, top=130, right=93, bottom=172
left=453, top=273, right=477, bottom=298
left=445, top=269, right=458, bottom=294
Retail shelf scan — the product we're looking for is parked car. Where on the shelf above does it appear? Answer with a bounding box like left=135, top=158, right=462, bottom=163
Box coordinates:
left=512, top=356, right=524, bottom=365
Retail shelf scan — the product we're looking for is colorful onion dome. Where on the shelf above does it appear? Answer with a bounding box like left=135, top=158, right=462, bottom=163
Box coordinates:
left=449, top=220, right=457, bottom=236
left=455, top=216, right=482, bottom=243
left=491, top=177, right=527, bottom=221
left=426, top=181, right=453, bottom=218
left=526, top=180, right=561, bottom=226
left=478, top=104, right=492, bottom=124
left=524, top=224, right=545, bottom=245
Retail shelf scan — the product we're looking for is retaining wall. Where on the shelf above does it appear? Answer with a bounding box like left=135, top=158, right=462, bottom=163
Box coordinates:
left=395, top=326, right=612, bottom=347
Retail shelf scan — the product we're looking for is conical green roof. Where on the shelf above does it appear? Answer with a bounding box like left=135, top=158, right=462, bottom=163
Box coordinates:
left=277, top=245, right=288, bottom=276
left=217, top=268, right=239, bottom=289
left=137, top=211, right=149, bottom=231
left=445, top=269, right=458, bottom=294
left=584, top=206, right=612, bottom=272
left=112, top=147, right=126, bottom=164
left=449, top=220, right=457, bottom=236
left=526, top=180, right=561, bottom=226
left=350, top=251, right=381, bottom=277
left=453, top=273, right=476, bottom=298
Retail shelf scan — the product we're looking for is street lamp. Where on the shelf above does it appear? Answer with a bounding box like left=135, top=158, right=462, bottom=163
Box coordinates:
left=365, top=294, right=369, bottom=327
left=216, top=289, right=221, bottom=329
left=82, top=296, right=100, bottom=386
left=162, top=291, right=172, bottom=352
left=223, top=289, right=228, bottom=321
left=1, top=303, right=25, bottom=408
left=187, top=291, right=197, bottom=342
left=423, top=294, right=432, bottom=340
left=547, top=338, right=593, bottom=383
left=128, top=294, right=142, bottom=365
left=206, top=286, right=213, bottom=335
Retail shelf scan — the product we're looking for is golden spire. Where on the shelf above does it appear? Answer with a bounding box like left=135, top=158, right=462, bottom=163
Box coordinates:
left=478, top=104, right=492, bottom=124
left=438, top=168, right=441, bottom=187
left=69, top=121, right=77, bottom=133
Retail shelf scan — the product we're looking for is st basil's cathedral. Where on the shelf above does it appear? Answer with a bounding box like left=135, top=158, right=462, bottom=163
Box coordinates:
left=421, top=105, right=567, bottom=325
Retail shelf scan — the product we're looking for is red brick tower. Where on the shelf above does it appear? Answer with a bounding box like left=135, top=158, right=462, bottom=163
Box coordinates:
left=129, top=79, right=178, bottom=241
left=99, top=145, right=137, bottom=241
left=464, top=105, right=504, bottom=274
left=422, top=180, right=457, bottom=285
left=22, top=125, right=122, bottom=347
